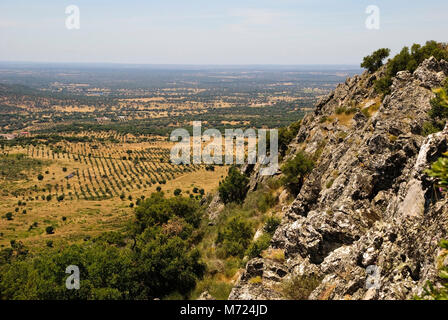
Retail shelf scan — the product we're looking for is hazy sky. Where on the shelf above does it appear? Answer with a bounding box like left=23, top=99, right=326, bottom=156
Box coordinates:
left=1, top=0, right=447, bottom=65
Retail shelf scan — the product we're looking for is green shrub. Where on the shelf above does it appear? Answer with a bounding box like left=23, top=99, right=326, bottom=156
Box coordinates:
left=0, top=192, right=206, bottom=300
left=134, top=192, right=202, bottom=230
left=264, top=216, right=281, bottom=235
left=246, top=233, right=271, bottom=259
left=426, top=153, right=448, bottom=188
left=344, top=107, right=358, bottom=115
left=374, top=76, right=393, bottom=95
left=277, top=121, right=301, bottom=155
left=281, top=152, right=314, bottom=195
left=361, top=48, right=391, bottom=73
left=282, top=274, right=322, bottom=300
left=335, top=106, right=346, bottom=115
left=217, top=216, right=254, bottom=258
left=191, top=277, right=234, bottom=300
left=218, top=167, right=249, bottom=204
left=429, top=86, right=448, bottom=121
left=361, top=107, right=371, bottom=118
left=319, top=116, right=329, bottom=123
left=45, top=226, right=54, bottom=234
left=421, top=121, right=444, bottom=136
left=375, top=41, right=448, bottom=95
left=257, top=193, right=278, bottom=213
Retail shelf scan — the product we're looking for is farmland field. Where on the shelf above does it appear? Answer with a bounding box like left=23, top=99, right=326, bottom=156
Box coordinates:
left=0, top=65, right=358, bottom=250
left=0, top=131, right=227, bottom=248
left=0, top=63, right=361, bottom=299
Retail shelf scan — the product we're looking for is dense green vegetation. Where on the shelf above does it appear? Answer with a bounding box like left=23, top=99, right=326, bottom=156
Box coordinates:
left=190, top=175, right=283, bottom=299
left=277, top=121, right=301, bottom=156
left=218, top=167, right=249, bottom=204
left=0, top=192, right=206, bottom=300
left=0, top=163, right=286, bottom=300
left=370, top=41, right=448, bottom=95
left=217, top=215, right=254, bottom=258
left=426, top=152, right=448, bottom=189
left=422, top=80, right=448, bottom=136
left=281, top=152, right=314, bottom=195
left=361, top=48, right=390, bottom=73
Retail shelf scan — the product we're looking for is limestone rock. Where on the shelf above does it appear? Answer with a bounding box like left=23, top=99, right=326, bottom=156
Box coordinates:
left=228, top=57, right=448, bottom=300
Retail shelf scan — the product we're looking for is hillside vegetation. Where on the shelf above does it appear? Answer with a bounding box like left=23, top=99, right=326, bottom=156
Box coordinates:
left=1, top=41, right=448, bottom=300
left=228, top=41, right=448, bottom=300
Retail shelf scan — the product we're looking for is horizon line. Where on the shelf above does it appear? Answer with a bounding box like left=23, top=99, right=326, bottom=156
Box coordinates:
left=0, top=60, right=362, bottom=68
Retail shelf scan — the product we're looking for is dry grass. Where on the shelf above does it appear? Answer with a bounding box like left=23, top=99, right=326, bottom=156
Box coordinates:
left=262, top=248, right=285, bottom=262
left=0, top=132, right=227, bottom=249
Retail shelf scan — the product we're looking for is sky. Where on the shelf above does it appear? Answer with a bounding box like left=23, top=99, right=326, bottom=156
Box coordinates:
left=0, top=0, right=447, bottom=65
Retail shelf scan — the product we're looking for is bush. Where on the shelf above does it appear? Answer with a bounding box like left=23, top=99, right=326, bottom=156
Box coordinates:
left=264, top=216, right=281, bottom=235
left=173, top=188, right=182, bottom=196
left=421, top=121, right=444, bottom=136
left=134, top=192, right=202, bottom=230
left=37, top=174, right=44, bottom=181
left=45, top=226, right=54, bottom=234
left=281, top=152, right=314, bottom=195
left=246, top=233, right=271, bottom=259
left=134, top=234, right=206, bottom=298
left=218, top=167, right=249, bottom=204
left=375, top=41, right=448, bottom=95
left=282, top=274, right=322, bottom=300
left=361, top=48, right=391, bottom=73
left=217, top=216, right=254, bottom=258
left=5, top=212, right=13, bottom=220
left=335, top=106, right=346, bottom=115
left=429, top=85, right=448, bottom=121
left=0, top=191, right=207, bottom=300
left=277, top=121, right=301, bottom=155
left=426, top=153, right=448, bottom=189
left=374, top=76, right=393, bottom=95
left=257, top=193, right=278, bottom=213
left=191, top=277, right=234, bottom=300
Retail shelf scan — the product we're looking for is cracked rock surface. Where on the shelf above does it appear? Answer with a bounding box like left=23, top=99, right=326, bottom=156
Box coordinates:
left=228, top=58, right=448, bottom=300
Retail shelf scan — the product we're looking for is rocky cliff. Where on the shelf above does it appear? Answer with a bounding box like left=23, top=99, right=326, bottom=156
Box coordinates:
left=228, top=57, right=448, bottom=300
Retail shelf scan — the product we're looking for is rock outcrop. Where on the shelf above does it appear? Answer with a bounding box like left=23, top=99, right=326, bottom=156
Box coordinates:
left=229, top=57, right=448, bottom=300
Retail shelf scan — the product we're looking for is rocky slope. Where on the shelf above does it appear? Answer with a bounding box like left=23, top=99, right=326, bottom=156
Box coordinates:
left=228, top=57, right=448, bottom=300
